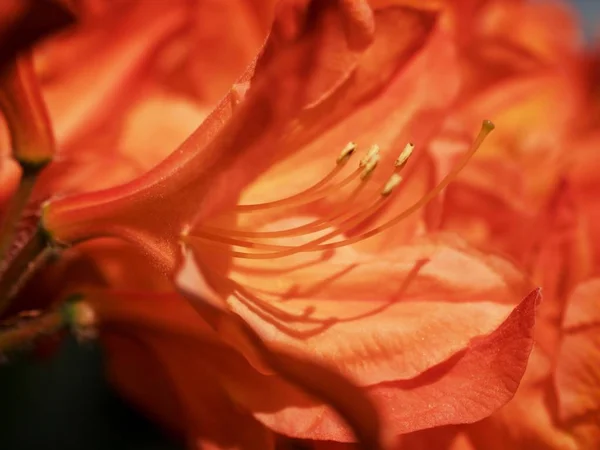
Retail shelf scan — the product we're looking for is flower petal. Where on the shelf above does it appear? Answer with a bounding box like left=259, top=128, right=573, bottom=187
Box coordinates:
left=555, top=279, right=600, bottom=449
left=176, top=236, right=537, bottom=440
left=103, top=331, right=275, bottom=450
left=43, top=1, right=438, bottom=273
left=89, top=287, right=385, bottom=449
left=249, top=288, right=540, bottom=439
left=37, top=0, right=186, bottom=149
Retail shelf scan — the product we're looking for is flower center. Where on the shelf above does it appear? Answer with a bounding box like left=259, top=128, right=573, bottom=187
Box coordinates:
left=184, top=120, right=495, bottom=260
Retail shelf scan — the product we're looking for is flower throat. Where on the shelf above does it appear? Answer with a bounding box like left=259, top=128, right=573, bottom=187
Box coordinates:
left=184, top=120, right=495, bottom=260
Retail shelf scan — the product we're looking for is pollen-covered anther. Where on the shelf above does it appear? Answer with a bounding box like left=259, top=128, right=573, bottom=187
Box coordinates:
left=395, top=142, right=414, bottom=169
left=336, top=141, right=357, bottom=164
left=359, top=144, right=380, bottom=167
left=360, top=152, right=380, bottom=180
left=381, top=173, right=402, bottom=196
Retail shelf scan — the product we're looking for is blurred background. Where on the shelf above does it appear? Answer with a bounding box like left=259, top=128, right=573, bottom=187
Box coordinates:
left=576, top=0, right=600, bottom=37
left=0, top=1, right=599, bottom=449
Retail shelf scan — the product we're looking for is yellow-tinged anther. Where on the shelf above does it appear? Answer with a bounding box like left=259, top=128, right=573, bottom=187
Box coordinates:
left=395, top=143, right=414, bottom=169
left=337, top=141, right=357, bottom=164
left=360, top=153, right=380, bottom=180
left=482, top=119, right=495, bottom=132
left=382, top=173, right=402, bottom=196
left=359, top=144, right=380, bottom=167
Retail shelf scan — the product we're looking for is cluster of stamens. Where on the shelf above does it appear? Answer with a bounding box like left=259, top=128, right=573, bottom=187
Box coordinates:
left=185, top=121, right=494, bottom=261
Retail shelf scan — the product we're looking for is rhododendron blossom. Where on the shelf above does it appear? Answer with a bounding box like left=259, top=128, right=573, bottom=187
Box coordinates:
left=0, top=1, right=549, bottom=450
left=362, top=1, right=600, bottom=450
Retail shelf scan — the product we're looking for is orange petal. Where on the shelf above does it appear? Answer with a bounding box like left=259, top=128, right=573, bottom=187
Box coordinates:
left=102, top=331, right=276, bottom=450
left=0, top=55, right=55, bottom=166
left=570, top=132, right=600, bottom=274
left=555, top=279, right=600, bottom=449
left=234, top=21, right=459, bottom=253
left=176, top=235, right=537, bottom=440
left=204, top=235, right=528, bottom=375
left=471, top=0, right=581, bottom=66
left=36, top=0, right=186, bottom=149
left=0, top=157, right=20, bottom=213
left=87, top=289, right=384, bottom=449
left=43, top=2, right=438, bottom=273
left=248, top=288, right=540, bottom=439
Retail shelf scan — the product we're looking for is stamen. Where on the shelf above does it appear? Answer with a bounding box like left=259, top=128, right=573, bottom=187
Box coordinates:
left=360, top=152, right=380, bottom=180
left=220, top=166, right=361, bottom=217
left=316, top=119, right=495, bottom=250
left=381, top=174, right=402, bottom=196
left=202, top=144, right=382, bottom=236
left=233, top=143, right=379, bottom=213
left=395, top=143, right=414, bottom=170
left=233, top=165, right=344, bottom=212
left=359, top=144, right=379, bottom=167
left=336, top=141, right=357, bottom=164
left=193, top=180, right=370, bottom=241
left=226, top=193, right=390, bottom=260
left=187, top=120, right=494, bottom=261
left=233, top=142, right=359, bottom=212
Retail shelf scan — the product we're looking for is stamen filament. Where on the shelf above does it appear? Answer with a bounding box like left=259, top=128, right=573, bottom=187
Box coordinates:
left=201, top=179, right=368, bottom=238
left=228, top=196, right=389, bottom=259
left=213, top=169, right=361, bottom=220
left=315, top=120, right=495, bottom=250
left=233, top=142, right=358, bottom=212
left=233, top=164, right=346, bottom=212
left=187, top=121, right=493, bottom=261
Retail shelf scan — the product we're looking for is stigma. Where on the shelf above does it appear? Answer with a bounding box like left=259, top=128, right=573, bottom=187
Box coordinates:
left=184, top=121, right=495, bottom=260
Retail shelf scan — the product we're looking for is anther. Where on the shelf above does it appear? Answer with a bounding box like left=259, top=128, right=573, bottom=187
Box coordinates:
left=337, top=142, right=357, bottom=164
left=360, top=144, right=380, bottom=167
left=360, top=152, right=380, bottom=180
left=381, top=173, right=402, bottom=196
left=482, top=119, right=495, bottom=132
left=395, top=143, right=414, bottom=169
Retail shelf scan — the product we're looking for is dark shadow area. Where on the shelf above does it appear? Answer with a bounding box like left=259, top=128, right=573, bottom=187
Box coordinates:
left=0, top=336, right=182, bottom=450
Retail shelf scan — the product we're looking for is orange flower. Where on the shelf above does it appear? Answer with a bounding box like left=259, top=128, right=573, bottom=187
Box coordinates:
left=1, top=0, right=272, bottom=313
left=1, top=1, right=545, bottom=449
left=384, top=1, right=600, bottom=449
left=35, top=0, right=541, bottom=446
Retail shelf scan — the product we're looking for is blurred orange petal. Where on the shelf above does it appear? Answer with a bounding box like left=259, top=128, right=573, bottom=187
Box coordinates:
left=555, top=279, right=600, bottom=449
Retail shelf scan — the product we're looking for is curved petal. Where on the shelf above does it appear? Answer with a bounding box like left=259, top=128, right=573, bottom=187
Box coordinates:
left=86, top=289, right=385, bottom=449
left=43, top=1, right=438, bottom=273
left=176, top=237, right=538, bottom=440
left=102, top=331, right=275, bottom=450
left=209, top=235, right=529, bottom=383
left=250, top=289, right=540, bottom=439
left=36, top=0, right=187, bottom=149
